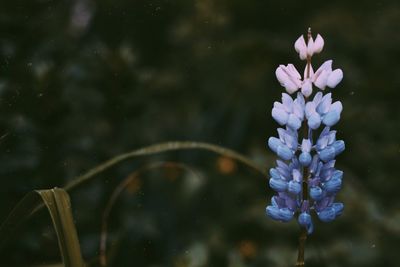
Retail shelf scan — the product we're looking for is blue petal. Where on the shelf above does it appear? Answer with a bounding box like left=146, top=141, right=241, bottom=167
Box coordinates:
left=281, top=93, right=294, bottom=111
left=268, top=137, right=282, bottom=153
left=327, top=130, right=337, bottom=145
left=298, top=212, right=314, bottom=234
left=277, top=145, right=294, bottom=160
left=287, top=114, right=302, bottom=130
left=313, top=92, right=323, bottom=104
left=331, top=170, right=343, bottom=180
left=298, top=212, right=311, bottom=225
left=279, top=208, right=294, bottom=222
left=317, top=206, right=336, bottom=222
left=282, top=129, right=298, bottom=150
left=322, top=110, right=340, bottom=126
left=308, top=113, right=321, bottom=129
left=309, top=155, right=320, bottom=174
left=315, top=196, right=334, bottom=212
left=269, top=168, right=281, bottom=180
left=324, top=178, right=342, bottom=193
left=271, top=196, right=286, bottom=208
left=332, top=202, right=344, bottom=216
left=266, top=206, right=294, bottom=222
left=272, top=108, right=289, bottom=125
left=266, top=206, right=281, bottom=220
left=316, top=93, right=332, bottom=114
left=310, top=186, right=323, bottom=200
left=292, top=169, right=302, bottom=182
left=284, top=196, right=297, bottom=211
left=332, top=140, right=345, bottom=156
left=293, top=101, right=304, bottom=120
left=288, top=181, right=302, bottom=194
left=269, top=178, right=288, bottom=192
left=319, top=146, right=336, bottom=162
left=316, top=135, right=329, bottom=150
left=296, top=92, right=305, bottom=106
left=299, top=152, right=312, bottom=166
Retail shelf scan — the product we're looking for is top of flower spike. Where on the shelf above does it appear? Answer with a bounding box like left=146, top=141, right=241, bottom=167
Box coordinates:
left=295, top=28, right=324, bottom=60
left=275, top=28, right=343, bottom=97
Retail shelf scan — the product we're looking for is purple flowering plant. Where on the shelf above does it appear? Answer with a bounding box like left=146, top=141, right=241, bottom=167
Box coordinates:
left=266, top=28, right=344, bottom=266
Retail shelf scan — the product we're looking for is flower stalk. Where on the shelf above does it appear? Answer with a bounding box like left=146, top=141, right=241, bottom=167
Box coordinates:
left=266, top=28, right=345, bottom=266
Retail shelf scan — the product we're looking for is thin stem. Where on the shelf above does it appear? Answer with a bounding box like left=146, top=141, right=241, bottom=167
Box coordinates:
left=296, top=228, right=307, bottom=267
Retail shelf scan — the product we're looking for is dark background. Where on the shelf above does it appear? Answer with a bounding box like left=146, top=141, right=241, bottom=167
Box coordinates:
left=0, top=0, right=399, bottom=266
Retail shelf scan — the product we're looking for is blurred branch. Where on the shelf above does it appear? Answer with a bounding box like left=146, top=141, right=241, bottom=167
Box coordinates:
left=64, top=141, right=267, bottom=192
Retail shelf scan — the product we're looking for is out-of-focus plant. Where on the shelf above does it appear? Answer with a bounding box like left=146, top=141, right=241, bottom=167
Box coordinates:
left=266, top=28, right=345, bottom=266
left=0, top=141, right=267, bottom=266
left=0, top=188, right=85, bottom=267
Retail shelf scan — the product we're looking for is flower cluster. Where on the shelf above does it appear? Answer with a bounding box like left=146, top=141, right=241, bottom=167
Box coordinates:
left=266, top=30, right=345, bottom=234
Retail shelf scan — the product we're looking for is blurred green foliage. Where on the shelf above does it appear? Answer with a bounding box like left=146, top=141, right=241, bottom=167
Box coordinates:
left=0, top=0, right=399, bottom=266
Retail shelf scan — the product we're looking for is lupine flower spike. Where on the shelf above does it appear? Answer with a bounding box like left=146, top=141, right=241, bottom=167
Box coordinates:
left=267, top=28, right=344, bottom=266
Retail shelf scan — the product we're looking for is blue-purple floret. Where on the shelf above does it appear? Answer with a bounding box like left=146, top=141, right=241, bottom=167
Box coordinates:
left=266, top=92, right=345, bottom=234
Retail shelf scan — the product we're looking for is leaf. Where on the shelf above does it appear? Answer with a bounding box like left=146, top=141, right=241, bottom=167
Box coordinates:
left=0, top=188, right=85, bottom=267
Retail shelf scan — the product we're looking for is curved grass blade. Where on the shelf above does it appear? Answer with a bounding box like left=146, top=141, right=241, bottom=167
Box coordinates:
left=64, top=141, right=268, bottom=192
left=0, top=188, right=85, bottom=267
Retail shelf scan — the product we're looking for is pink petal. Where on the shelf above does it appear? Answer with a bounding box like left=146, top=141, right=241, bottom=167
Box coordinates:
left=313, top=70, right=329, bottom=89
left=294, top=35, right=307, bottom=60
left=307, top=37, right=314, bottom=57
left=288, top=64, right=301, bottom=80
left=327, top=69, right=343, bottom=88
left=275, top=66, right=287, bottom=85
left=313, top=34, right=324, bottom=53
